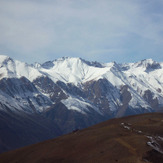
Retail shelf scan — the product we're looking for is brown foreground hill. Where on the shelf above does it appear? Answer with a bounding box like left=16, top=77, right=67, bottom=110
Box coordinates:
left=0, top=113, right=163, bottom=163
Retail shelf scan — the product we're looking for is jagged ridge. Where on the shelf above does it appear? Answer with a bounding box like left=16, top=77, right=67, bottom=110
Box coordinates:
left=0, top=55, right=163, bottom=153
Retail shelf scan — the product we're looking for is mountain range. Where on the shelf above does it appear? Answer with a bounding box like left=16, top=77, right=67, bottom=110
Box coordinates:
left=0, top=55, right=163, bottom=153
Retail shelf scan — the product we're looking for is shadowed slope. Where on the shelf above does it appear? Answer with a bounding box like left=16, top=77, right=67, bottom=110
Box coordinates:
left=0, top=113, right=163, bottom=163
left=0, top=110, right=61, bottom=153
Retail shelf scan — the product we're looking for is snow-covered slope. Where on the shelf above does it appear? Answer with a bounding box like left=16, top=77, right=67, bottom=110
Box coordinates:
left=1, top=54, right=163, bottom=154
left=0, top=55, right=163, bottom=117
left=0, top=55, right=43, bottom=81
left=38, top=57, right=109, bottom=85
left=37, top=57, right=163, bottom=112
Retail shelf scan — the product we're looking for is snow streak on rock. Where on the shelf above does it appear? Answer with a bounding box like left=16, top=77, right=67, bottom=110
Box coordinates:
left=0, top=55, right=163, bottom=115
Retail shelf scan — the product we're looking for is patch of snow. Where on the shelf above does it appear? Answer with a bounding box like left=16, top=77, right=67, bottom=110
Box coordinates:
left=146, top=136, right=163, bottom=154
left=120, top=122, right=131, bottom=130
left=1, top=55, right=163, bottom=114
left=61, top=96, right=101, bottom=115
left=158, top=136, right=163, bottom=141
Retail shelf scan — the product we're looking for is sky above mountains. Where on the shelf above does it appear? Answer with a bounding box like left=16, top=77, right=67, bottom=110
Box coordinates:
left=1, top=0, right=163, bottom=64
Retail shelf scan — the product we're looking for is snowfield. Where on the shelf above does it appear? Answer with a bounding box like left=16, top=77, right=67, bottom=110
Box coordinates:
left=0, top=55, right=163, bottom=114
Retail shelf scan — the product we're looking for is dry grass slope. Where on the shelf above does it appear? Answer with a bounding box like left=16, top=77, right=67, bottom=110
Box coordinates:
left=0, top=113, right=163, bottom=163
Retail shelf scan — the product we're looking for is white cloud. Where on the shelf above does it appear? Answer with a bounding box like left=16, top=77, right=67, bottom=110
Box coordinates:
left=0, top=0, right=163, bottom=63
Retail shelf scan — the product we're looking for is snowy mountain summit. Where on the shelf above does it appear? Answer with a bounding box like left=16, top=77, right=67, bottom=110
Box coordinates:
left=0, top=55, right=163, bottom=114
left=1, top=54, right=163, bottom=153
left=0, top=55, right=163, bottom=133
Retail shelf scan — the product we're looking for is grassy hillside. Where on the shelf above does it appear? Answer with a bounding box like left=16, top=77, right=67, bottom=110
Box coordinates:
left=0, top=113, right=163, bottom=163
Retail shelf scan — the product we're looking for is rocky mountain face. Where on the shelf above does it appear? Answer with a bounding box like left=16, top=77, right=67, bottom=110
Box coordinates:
left=0, top=55, right=163, bottom=153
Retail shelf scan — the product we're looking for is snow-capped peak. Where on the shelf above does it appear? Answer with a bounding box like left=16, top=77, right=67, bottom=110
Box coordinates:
left=0, top=55, right=13, bottom=64
left=134, top=59, right=161, bottom=71
left=38, top=57, right=112, bottom=84
left=1, top=55, right=163, bottom=119
left=0, top=55, right=42, bottom=81
left=0, top=54, right=10, bottom=61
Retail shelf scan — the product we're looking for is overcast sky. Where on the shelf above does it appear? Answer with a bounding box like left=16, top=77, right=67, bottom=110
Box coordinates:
left=1, top=0, right=163, bottom=64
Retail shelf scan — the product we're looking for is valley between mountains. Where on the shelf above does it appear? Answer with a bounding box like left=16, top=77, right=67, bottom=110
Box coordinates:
left=0, top=55, right=163, bottom=153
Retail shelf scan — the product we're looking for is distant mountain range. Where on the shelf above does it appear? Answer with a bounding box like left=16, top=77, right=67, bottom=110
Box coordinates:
left=0, top=55, right=163, bottom=153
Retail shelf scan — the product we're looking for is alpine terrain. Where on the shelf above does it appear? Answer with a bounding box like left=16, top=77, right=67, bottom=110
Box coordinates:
left=0, top=55, right=163, bottom=153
